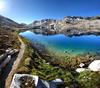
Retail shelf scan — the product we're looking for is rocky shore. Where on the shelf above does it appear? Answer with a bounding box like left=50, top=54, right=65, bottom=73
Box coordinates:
left=24, top=16, right=100, bottom=36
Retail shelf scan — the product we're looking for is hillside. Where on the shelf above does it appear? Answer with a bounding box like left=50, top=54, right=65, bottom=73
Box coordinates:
left=0, top=15, right=26, bottom=30
left=0, top=15, right=20, bottom=27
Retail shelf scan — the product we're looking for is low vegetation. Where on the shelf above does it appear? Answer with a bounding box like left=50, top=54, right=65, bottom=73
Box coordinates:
left=16, top=37, right=100, bottom=88
left=77, top=71, right=100, bottom=88
left=16, top=38, right=76, bottom=87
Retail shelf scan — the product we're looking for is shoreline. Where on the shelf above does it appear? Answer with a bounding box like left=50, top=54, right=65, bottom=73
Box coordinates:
left=20, top=28, right=100, bottom=37
left=28, top=39, right=100, bottom=70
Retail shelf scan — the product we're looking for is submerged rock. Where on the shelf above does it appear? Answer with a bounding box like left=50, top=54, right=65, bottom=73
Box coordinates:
left=88, top=60, right=100, bottom=71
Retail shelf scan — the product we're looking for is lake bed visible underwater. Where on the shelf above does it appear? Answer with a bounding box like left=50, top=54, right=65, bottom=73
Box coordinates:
left=19, top=31, right=100, bottom=57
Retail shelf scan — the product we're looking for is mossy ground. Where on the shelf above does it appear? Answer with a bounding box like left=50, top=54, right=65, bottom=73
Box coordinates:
left=16, top=38, right=75, bottom=87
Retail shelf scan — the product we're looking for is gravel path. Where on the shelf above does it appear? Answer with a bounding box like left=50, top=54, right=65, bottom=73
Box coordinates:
left=3, top=36, right=25, bottom=88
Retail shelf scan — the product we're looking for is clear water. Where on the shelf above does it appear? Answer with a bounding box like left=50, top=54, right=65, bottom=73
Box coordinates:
left=19, top=31, right=100, bottom=56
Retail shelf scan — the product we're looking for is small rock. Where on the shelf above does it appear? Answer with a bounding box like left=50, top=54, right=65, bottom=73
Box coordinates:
left=6, top=49, right=10, bottom=53
left=14, top=49, right=19, bottom=53
left=9, top=50, right=15, bottom=55
left=52, top=78, right=63, bottom=83
left=25, top=83, right=28, bottom=86
left=46, top=62, right=50, bottom=65
left=79, top=63, right=85, bottom=68
left=4, top=35, right=8, bottom=38
left=6, top=48, right=12, bottom=54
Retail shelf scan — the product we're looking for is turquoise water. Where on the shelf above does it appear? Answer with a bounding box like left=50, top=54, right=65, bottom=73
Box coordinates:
left=19, top=31, right=100, bottom=56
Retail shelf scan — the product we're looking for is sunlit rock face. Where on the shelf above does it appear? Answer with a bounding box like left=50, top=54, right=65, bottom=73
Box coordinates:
left=88, top=60, right=100, bottom=71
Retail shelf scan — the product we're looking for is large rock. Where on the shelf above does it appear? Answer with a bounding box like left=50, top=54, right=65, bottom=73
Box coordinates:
left=10, top=74, right=63, bottom=88
left=88, top=60, right=100, bottom=71
left=6, top=48, right=19, bottom=55
left=0, top=55, right=11, bottom=69
left=0, top=54, right=7, bottom=63
left=76, top=68, right=89, bottom=73
left=10, top=74, right=39, bottom=88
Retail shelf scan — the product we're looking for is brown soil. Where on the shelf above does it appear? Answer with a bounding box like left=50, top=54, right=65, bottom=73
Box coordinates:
left=0, top=28, right=20, bottom=54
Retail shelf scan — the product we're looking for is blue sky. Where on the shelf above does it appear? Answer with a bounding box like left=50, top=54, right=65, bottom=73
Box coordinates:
left=0, top=0, right=100, bottom=24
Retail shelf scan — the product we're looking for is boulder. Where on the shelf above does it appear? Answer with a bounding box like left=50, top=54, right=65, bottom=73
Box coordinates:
left=88, top=60, right=100, bottom=71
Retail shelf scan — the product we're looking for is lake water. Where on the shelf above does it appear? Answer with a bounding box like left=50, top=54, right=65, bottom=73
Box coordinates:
left=19, top=31, right=100, bottom=57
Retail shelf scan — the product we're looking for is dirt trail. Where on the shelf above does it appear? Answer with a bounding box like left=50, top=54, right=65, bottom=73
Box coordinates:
left=3, top=36, right=25, bottom=88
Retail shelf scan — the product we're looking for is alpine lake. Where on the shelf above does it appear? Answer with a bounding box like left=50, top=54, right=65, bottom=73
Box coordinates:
left=19, top=31, right=100, bottom=59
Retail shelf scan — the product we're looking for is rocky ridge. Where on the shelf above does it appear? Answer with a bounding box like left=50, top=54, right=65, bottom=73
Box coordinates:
left=28, top=16, right=100, bottom=35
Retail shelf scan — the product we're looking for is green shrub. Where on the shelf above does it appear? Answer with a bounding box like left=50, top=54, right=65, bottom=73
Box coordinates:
left=77, top=71, right=100, bottom=88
